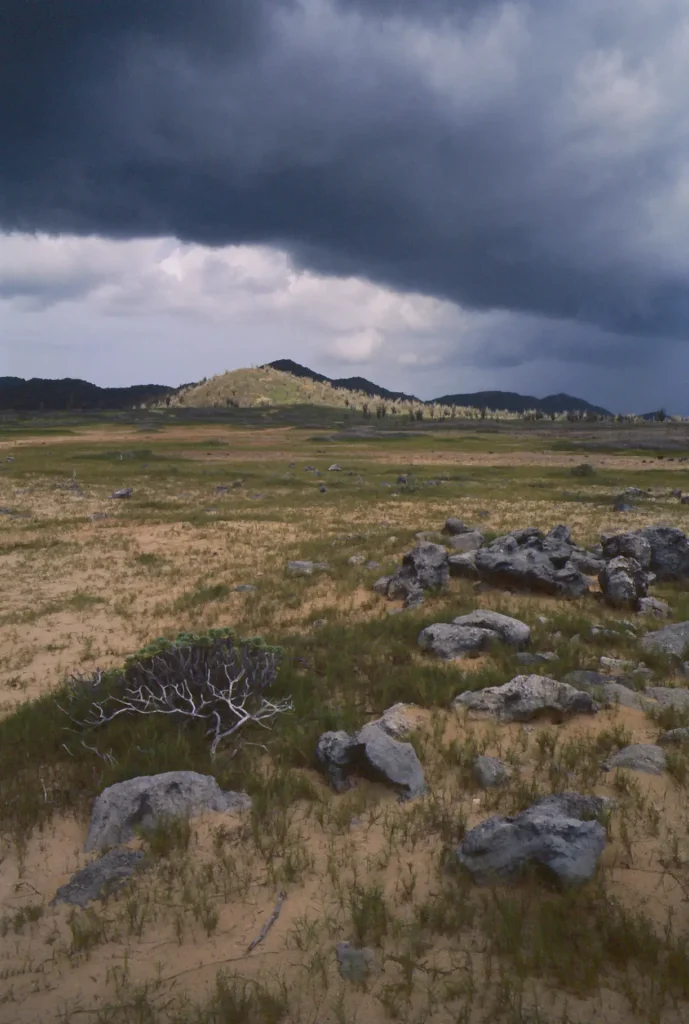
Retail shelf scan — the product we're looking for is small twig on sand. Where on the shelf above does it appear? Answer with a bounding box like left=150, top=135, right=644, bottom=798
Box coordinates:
left=247, top=891, right=286, bottom=952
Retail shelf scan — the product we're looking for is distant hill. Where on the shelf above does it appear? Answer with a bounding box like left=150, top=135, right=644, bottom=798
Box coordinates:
left=0, top=377, right=176, bottom=411
left=169, top=366, right=391, bottom=410
left=266, top=359, right=418, bottom=402
left=433, top=389, right=611, bottom=417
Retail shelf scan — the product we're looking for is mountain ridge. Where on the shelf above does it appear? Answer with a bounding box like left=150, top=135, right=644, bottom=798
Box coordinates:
left=267, top=360, right=611, bottom=416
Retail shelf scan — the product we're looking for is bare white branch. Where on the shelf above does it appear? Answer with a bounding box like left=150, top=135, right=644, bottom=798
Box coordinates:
left=62, top=636, right=291, bottom=757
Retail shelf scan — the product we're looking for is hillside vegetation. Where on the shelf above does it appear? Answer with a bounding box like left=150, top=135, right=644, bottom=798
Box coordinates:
left=164, top=366, right=584, bottom=422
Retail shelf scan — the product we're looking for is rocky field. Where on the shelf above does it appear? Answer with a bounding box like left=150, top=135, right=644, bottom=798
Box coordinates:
left=1, top=416, right=689, bottom=1023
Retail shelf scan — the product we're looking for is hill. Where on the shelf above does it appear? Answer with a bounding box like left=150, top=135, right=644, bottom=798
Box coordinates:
left=433, top=389, right=611, bottom=417
left=265, top=359, right=418, bottom=402
left=0, top=377, right=176, bottom=411
left=168, top=366, right=389, bottom=411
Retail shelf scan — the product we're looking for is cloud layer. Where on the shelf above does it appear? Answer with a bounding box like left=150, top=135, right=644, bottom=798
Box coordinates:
left=3, top=1, right=689, bottom=408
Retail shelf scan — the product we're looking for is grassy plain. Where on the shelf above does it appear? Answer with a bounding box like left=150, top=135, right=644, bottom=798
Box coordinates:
left=1, top=409, right=689, bottom=1023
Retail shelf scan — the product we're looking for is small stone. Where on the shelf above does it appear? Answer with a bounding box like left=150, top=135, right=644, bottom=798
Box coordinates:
left=328, top=464, right=342, bottom=472
left=600, top=656, right=634, bottom=672
left=110, top=488, right=133, bottom=499
left=516, top=651, right=558, bottom=665
left=232, top=584, right=257, bottom=593
left=603, top=744, right=666, bottom=775
left=637, top=597, right=670, bottom=618
left=658, top=727, right=689, bottom=745
left=336, top=942, right=375, bottom=982
left=348, top=554, right=367, bottom=566
left=286, top=560, right=330, bottom=576
left=473, top=755, right=510, bottom=788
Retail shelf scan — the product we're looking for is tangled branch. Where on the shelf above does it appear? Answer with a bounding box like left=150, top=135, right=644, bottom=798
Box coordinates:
left=61, top=634, right=292, bottom=757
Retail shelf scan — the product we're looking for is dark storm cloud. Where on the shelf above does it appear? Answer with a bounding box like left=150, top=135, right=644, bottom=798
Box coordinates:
left=3, top=0, right=689, bottom=348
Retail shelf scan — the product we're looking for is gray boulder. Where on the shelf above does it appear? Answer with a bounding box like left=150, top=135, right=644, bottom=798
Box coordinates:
left=449, top=531, right=484, bottom=552
left=569, top=551, right=606, bottom=576
left=561, top=670, right=642, bottom=709
left=598, top=556, right=649, bottom=608
left=474, top=546, right=589, bottom=598
left=53, top=849, right=145, bottom=907
left=600, top=532, right=652, bottom=569
left=111, top=488, right=133, bottom=499
left=637, top=597, right=670, bottom=618
left=357, top=722, right=426, bottom=799
left=473, top=755, right=510, bottom=788
left=315, top=723, right=425, bottom=799
left=418, top=623, right=500, bottom=660
left=85, top=772, right=251, bottom=852
left=448, top=552, right=479, bottom=579
left=372, top=575, right=393, bottom=595
left=287, top=560, right=330, bottom=576
left=444, top=517, right=472, bottom=536
left=658, top=727, right=689, bottom=745
left=328, top=464, right=342, bottom=472
left=639, top=526, right=689, bottom=581
left=451, top=610, right=530, bottom=648
left=453, top=674, right=597, bottom=722
left=455, top=792, right=607, bottom=885
left=400, top=542, right=449, bottom=590
left=603, top=744, right=666, bottom=775
left=642, top=623, right=689, bottom=659
left=316, top=731, right=360, bottom=793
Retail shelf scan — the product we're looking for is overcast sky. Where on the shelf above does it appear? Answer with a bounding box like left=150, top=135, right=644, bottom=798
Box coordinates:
left=3, top=0, right=689, bottom=411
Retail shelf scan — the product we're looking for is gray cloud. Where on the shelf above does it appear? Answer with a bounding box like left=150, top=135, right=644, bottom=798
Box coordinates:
left=3, top=0, right=689, bottom=381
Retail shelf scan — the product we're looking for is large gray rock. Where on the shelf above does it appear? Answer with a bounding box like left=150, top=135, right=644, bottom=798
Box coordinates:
left=601, top=532, right=652, bottom=569
left=451, top=610, right=530, bottom=648
left=602, top=744, right=666, bottom=775
left=400, top=542, right=449, bottom=590
left=455, top=792, right=607, bottom=885
left=562, top=671, right=643, bottom=709
left=641, top=622, right=689, bottom=659
left=473, top=755, right=510, bottom=788
left=474, top=546, right=589, bottom=597
left=53, top=850, right=146, bottom=907
left=418, top=623, right=500, bottom=660
left=449, top=531, right=484, bottom=552
left=85, top=772, right=252, bottom=852
left=448, top=552, right=479, bottom=579
left=316, top=731, right=361, bottom=793
left=315, top=723, right=426, bottom=799
left=453, top=674, right=597, bottom=722
left=639, top=526, right=689, bottom=581
left=642, top=686, right=689, bottom=710
left=598, top=556, right=649, bottom=608
left=357, top=722, right=426, bottom=799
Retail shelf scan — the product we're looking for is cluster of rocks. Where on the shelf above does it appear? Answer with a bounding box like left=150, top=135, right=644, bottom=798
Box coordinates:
left=418, top=609, right=530, bottom=660
left=373, top=520, right=689, bottom=614
left=53, top=772, right=252, bottom=907
left=316, top=715, right=425, bottom=799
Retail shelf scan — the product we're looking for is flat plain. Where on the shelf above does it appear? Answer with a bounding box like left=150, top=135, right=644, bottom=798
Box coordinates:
left=2, top=408, right=689, bottom=1024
